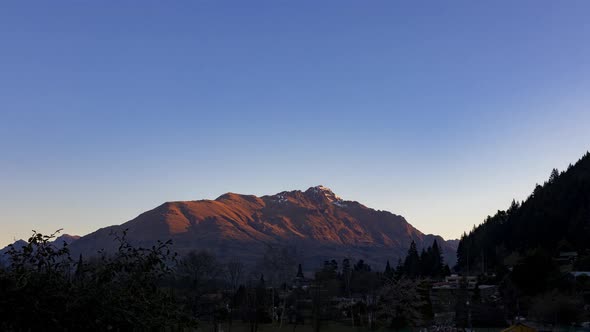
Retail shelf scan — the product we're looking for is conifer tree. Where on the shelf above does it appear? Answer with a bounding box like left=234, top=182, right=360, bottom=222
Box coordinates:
left=384, top=260, right=393, bottom=279
left=296, top=263, right=304, bottom=278
left=431, top=240, right=443, bottom=277
left=394, top=258, right=404, bottom=279
left=549, top=168, right=559, bottom=184
left=419, top=249, right=428, bottom=276
left=75, top=253, right=84, bottom=278
left=403, top=241, right=420, bottom=278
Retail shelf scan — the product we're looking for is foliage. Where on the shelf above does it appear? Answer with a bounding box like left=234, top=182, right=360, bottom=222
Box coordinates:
left=378, top=278, right=426, bottom=328
left=226, top=259, right=245, bottom=291
left=454, top=151, right=590, bottom=322
left=397, top=240, right=448, bottom=279
left=510, top=249, right=560, bottom=295
left=528, top=291, right=584, bottom=324
left=258, top=244, right=297, bottom=288
left=0, top=229, right=195, bottom=331
left=177, top=250, right=222, bottom=290
left=457, top=152, right=590, bottom=274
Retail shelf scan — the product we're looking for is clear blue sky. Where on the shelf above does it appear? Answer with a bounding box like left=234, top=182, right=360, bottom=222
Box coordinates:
left=1, top=1, right=590, bottom=246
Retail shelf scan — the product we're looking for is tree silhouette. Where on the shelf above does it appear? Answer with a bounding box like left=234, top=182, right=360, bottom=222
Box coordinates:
left=403, top=241, right=420, bottom=278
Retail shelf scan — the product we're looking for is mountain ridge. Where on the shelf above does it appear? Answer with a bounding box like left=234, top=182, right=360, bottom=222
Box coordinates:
left=1, top=186, right=458, bottom=269
left=66, top=185, right=457, bottom=267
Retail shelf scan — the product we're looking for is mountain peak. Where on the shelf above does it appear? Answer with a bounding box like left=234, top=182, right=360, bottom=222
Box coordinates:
left=312, top=185, right=333, bottom=192
left=305, top=185, right=342, bottom=203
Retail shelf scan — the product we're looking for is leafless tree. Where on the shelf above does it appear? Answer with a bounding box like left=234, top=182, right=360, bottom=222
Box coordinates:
left=226, top=259, right=244, bottom=292
left=378, top=277, right=426, bottom=328
left=225, top=258, right=245, bottom=331
left=178, top=250, right=221, bottom=289
left=257, top=244, right=297, bottom=326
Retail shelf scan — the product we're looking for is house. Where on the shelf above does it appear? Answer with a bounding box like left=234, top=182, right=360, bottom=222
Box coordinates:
left=444, top=274, right=478, bottom=288
left=430, top=275, right=498, bottom=324
left=501, top=323, right=537, bottom=332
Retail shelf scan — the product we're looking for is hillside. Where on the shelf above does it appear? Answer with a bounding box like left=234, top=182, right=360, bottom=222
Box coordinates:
left=457, top=151, right=590, bottom=273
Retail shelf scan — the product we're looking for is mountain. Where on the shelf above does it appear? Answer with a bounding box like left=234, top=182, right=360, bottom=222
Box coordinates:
left=54, top=234, right=81, bottom=245
left=68, top=185, right=456, bottom=268
left=457, top=151, right=590, bottom=273
left=0, top=234, right=80, bottom=266
left=0, top=240, right=27, bottom=264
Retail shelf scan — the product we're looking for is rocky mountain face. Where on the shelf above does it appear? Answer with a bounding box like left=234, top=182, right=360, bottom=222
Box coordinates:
left=65, top=186, right=457, bottom=268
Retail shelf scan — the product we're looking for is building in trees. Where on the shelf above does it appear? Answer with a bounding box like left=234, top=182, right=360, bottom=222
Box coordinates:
left=429, top=275, right=498, bottom=325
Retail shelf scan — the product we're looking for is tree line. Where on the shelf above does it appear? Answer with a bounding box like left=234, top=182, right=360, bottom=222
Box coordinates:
left=0, top=229, right=453, bottom=331
left=386, top=239, right=451, bottom=279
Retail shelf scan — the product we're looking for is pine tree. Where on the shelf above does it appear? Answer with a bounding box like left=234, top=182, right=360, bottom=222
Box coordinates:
left=507, top=199, right=520, bottom=215
left=296, top=264, right=304, bottom=278
left=419, top=249, right=428, bottom=276
left=442, top=264, right=451, bottom=276
left=549, top=168, right=559, bottom=184
left=384, top=260, right=393, bottom=279
left=394, top=258, right=404, bottom=279
left=354, top=259, right=371, bottom=272
left=431, top=240, right=443, bottom=278
left=75, top=254, right=84, bottom=278
left=403, top=241, right=420, bottom=278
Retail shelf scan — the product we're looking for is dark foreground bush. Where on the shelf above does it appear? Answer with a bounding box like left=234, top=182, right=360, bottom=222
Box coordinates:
left=0, top=229, right=197, bottom=331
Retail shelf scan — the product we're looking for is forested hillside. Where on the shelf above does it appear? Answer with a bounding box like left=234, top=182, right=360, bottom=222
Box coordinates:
left=457, top=151, right=590, bottom=274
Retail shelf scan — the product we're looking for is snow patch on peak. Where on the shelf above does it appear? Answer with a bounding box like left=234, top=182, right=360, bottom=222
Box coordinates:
left=333, top=200, right=347, bottom=207
left=275, top=193, right=288, bottom=204
left=308, top=185, right=342, bottom=202
left=314, top=185, right=331, bottom=191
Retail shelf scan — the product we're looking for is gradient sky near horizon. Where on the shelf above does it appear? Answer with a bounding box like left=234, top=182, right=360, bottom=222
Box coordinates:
left=1, top=1, right=590, bottom=247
